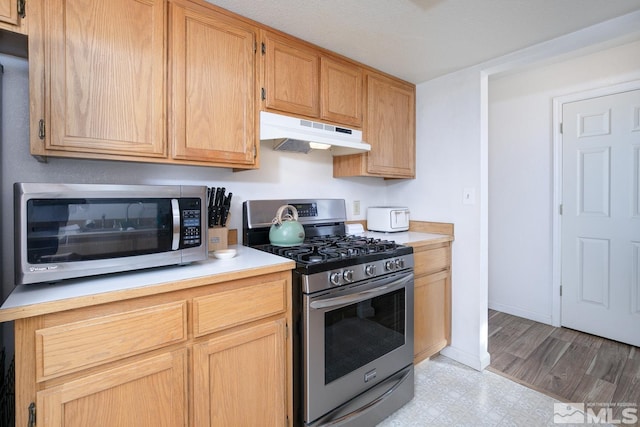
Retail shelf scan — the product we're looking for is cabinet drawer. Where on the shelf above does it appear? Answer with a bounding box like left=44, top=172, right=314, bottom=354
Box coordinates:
left=36, top=301, right=187, bottom=381
left=193, top=279, right=287, bottom=337
left=414, top=245, right=450, bottom=276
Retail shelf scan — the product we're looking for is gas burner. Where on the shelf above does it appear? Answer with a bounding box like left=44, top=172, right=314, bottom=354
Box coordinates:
left=300, top=246, right=327, bottom=263
left=256, top=235, right=403, bottom=267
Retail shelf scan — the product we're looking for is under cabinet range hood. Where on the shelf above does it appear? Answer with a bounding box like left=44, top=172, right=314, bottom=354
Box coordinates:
left=260, top=111, right=371, bottom=156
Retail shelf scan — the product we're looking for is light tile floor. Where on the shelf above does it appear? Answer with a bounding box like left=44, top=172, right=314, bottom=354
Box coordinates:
left=377, top=354, right=598, bottom=427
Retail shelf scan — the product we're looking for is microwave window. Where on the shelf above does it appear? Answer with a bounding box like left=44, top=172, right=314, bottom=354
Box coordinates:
left=26, top=199, right=174, bottom=263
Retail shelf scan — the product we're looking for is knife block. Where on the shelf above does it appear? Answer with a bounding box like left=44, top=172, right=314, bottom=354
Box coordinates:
left=207, top=227, right=228, bottom=252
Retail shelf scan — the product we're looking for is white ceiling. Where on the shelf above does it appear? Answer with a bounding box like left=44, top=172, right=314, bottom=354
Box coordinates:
left=204, top=0, right=640, bottom=84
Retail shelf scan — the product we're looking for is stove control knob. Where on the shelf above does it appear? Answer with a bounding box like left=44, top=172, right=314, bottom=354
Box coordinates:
left=385, top=260, right=395, bottom=271
left=330, top=272, right=341, bottom=286
left=365, top=264, right=377, bottom=276
left=395, top=258, right=405, bottom=269
left=343, top=270, right=354, bottom=282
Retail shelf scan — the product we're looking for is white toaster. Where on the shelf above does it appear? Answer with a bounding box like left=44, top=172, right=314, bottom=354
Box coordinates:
left=367, top=207, right=410, bottom=232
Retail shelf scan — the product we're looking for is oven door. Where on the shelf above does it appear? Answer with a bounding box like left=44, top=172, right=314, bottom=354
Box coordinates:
left=303, top=270, right=414, bottom=425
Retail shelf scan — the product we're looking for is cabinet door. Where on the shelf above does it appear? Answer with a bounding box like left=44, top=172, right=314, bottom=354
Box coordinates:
left=364, top=72, right=415, bottom=178
left=263, top=31, right=319, bottom=118
left=170, top=2, right=257, bottom=166
left=37, top=350, right=187, bottom=427
left=414, top=270, right=451, bottom=362
left=0, top=0, right=18, bottom=26
left=45, top=0, right=165, bottom=157
left=320, top=57, right=362, bottom=127
left=193, top=319, right=287, bottom=426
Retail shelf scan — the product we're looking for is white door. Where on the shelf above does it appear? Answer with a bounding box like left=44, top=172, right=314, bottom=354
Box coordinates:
left=561, top=89, right=640, bottom=347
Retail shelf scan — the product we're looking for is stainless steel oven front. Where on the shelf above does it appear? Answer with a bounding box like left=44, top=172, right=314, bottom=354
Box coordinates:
left=303, top=270, right=414, bottom=426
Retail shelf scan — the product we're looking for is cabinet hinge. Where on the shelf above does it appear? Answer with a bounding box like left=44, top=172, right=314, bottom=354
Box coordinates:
left=559, top=123, right=563, bottom=134
left=559, top=204, right=563, bottom=215
left=261, top=42, right=266, bottom=55
left=253, top=144, right=257, bottom=159
left=253, top=41, right=257, bottom=54
left=17, top=0, right=26, bottom=19
left=560, top=285, right=562, bottom=297
left=38, top=119, right=46, bottom=140
left=28, top=402, right=36, bottom=427
left=261, top=88, right=266, bottom=101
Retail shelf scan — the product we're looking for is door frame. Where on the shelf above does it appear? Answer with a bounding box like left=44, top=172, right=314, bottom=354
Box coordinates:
left=551, top=79, right=640, bottom=327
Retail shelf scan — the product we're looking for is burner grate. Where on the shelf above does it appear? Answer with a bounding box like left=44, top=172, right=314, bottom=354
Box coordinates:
left=258, top=236, right=401, bottom=265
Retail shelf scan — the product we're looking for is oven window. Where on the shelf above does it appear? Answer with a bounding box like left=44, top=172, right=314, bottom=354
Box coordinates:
left=324, top=288, right=405, bottom=384
left=26, top=198, right=173, bottom=263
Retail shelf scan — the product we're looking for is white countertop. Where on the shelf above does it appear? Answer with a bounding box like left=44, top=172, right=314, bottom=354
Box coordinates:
left=0, top=245, right=294, bottom=321
left=0, top=231, right=451, bottom=322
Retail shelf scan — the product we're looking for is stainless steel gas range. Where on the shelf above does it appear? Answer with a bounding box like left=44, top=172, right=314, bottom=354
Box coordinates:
left=243, top=199, right=415, bottom=427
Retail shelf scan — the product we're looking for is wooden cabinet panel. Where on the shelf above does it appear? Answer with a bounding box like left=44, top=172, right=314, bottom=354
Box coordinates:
left=364, top=72, right=415, bottom=177
left=333, top=71, right=415, bottom=178
left=414, top=271, right=450, bottom=362
left=36, top=301, right=187, bottom=381
left=0, top=0, right=27, bottom=35
left=37, top=350, right=187, bottom=427
left=320, top=57, right=362, bottom=127
left=409, top=239, right=452, bottom=363
left=193, top=320, right=287, bottom=427
left=170, top=1, right=257, bottom=166
left=263, top=31, right=320, bottom=118
left=193, top=279, right=287, bottom=336
left=10, top=267, right=293, bottom=426
left=413, top=245, right=450, bottom=277
left=0, top=0, right=17, bottom=25
left=44, top=0, right=166, bottom=157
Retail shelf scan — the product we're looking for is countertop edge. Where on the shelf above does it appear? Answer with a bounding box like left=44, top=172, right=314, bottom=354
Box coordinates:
left=0, top=247, right=295, bottom=323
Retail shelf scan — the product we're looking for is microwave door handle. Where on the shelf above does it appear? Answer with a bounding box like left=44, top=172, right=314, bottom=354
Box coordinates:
left=310, top=272, right=413, bottom=309
left=171, top=199, right=180, bottom=250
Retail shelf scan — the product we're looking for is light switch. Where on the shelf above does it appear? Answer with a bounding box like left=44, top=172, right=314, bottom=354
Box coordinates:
left=353, top=200, right=361, bottom=215
left=463, top=188, right=475, bottom=205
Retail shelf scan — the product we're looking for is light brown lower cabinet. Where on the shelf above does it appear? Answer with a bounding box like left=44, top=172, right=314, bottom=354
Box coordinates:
left=37, top=350, right=187, bottom=427
left=408, top=240, right=452, bottom=363
left=193, top=320, right=286, bottom=426
left=12, top=270, right=292, bottom=427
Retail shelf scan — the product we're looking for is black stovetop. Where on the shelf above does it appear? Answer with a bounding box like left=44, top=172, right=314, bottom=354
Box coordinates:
left=254, top=235, right=413, bottom=275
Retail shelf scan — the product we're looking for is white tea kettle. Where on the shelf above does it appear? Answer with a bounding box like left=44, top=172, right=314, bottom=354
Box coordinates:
left=269, top=205, right=305, bottom=246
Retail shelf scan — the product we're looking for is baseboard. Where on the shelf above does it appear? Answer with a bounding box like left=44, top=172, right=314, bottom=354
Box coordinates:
left=488, top=301, right=553, bottom=325
left=440, top=346, right=491, bottom=371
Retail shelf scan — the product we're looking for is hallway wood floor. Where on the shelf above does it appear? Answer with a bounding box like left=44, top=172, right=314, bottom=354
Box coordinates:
left=488, top=310, right=640, bottom=421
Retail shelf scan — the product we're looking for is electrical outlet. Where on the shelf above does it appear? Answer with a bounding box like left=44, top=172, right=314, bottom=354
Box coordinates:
left=353, top=200, right=361, bottom=216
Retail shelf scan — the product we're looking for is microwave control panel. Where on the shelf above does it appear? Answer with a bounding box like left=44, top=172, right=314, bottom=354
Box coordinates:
left=180, top=198, right=202, bottom=248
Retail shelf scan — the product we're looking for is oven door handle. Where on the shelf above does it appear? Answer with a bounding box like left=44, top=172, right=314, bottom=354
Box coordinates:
left=310, top=272, right=413, bottom=309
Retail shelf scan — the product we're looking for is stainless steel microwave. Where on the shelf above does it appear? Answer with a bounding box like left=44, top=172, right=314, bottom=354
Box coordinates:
left=14, top=183, right=208, bottom=285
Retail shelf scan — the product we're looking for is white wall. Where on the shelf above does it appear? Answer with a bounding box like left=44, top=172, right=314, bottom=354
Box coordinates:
left=488, top=39, right=640, bottom=324
left=387, top=67, right=491, bottom=370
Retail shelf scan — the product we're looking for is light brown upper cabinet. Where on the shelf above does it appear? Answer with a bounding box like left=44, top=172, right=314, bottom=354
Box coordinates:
left=333, top=71, right=415, bottom=179
left=262, top=30, right=320, bottom=118
left=169, top=0, right=258, bottom=168
left=30, top=0, right=166, bottom=158
left=261, top=31, right=363, bottom=129
left=0, top=0, right=26, bottom=34
left=29, top=0, right=258, bottom=169
left=320, top=56, right=362, bottom=127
